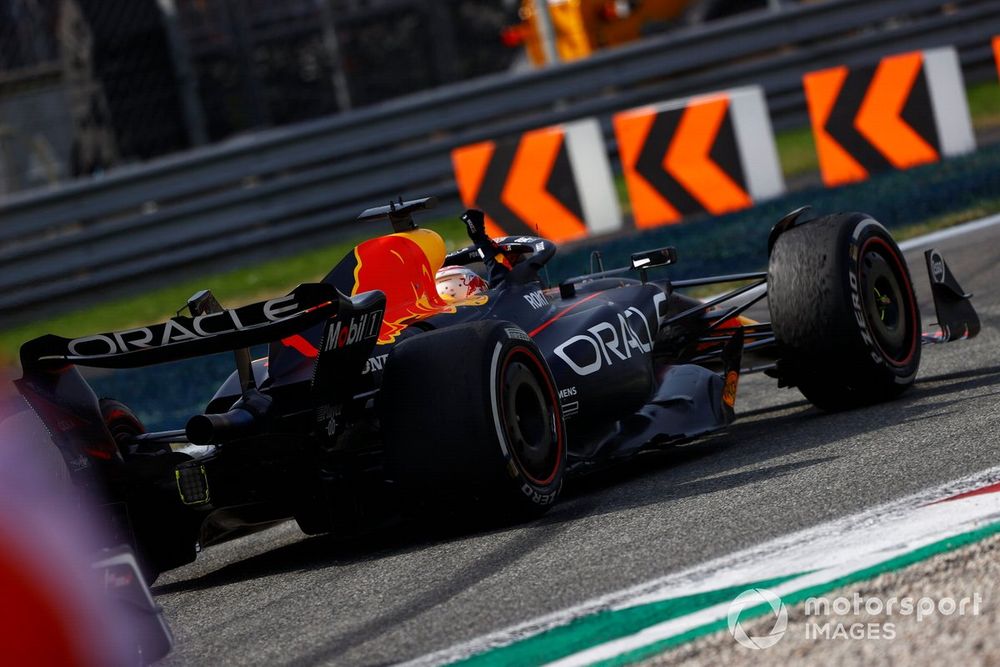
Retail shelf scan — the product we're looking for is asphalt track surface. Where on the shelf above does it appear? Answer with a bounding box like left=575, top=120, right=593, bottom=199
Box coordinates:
left=155, top=218, right=1000, bottom=666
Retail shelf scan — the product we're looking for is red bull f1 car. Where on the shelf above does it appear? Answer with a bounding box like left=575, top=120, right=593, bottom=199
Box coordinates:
left=15, top=198, right=981, bottom=579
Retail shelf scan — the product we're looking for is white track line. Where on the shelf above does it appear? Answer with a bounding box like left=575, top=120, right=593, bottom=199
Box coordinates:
left=700, top=211, right=1000, bottom=306
left=546, top=483, right=1000, bottom=666
left=403, top=466, right=1000, bottom=667
left=897, top=211, right=1000, bottom=251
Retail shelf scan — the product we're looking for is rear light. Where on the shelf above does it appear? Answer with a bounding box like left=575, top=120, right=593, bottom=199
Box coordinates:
left=175, top=462, right=210, bottom=506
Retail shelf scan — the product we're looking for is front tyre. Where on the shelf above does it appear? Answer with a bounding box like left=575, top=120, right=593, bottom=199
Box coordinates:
left=768, top=213, right=921, bottom=410
left=380, top=320, right=566, bottom=519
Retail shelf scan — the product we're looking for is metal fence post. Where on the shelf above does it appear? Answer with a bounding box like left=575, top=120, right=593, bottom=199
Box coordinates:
left=222, top=0, right=269, bottom=129
left=317, top=0, right=353, bottom=112
left=534, top=0, right=560, bottom=65
left=155, top=0, right=208, bottom=147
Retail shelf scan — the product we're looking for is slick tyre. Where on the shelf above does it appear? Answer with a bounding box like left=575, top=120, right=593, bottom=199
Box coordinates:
left=380, top=320, right=566, bottom=519
left=100, top=399, right=196, bottom=582
left=768, top=213, right=921, bottom=411
left=100, top=398, right=170, bottom=458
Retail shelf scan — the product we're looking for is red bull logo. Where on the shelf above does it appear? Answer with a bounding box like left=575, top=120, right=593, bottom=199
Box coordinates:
left=352, top=229, right=457, bottom=344
left=279, top=227, right=483, bottom=358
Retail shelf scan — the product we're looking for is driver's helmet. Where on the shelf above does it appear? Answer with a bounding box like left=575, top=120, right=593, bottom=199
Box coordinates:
left=435, top=265, right=488, bottom=302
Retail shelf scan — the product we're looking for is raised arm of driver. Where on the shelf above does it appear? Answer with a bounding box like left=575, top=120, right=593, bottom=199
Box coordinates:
left=462, top=209, right=513, bottom=286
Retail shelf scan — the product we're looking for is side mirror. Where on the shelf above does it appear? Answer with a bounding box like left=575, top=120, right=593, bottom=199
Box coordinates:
left=631, top=247, right=678, bottom=270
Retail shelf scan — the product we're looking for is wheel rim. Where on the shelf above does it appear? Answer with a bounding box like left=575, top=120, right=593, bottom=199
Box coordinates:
left=500, top=351, right=561, bottom=486
left=858, top=238, right=917, bottom=366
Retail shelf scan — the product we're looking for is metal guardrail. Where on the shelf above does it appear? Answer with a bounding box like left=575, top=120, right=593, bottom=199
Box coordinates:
left=1, top=0, right=998, bottom=318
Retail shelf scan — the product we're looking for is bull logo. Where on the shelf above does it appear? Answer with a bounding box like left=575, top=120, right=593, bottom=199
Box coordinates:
left=352, top=230, right=458, bottom=344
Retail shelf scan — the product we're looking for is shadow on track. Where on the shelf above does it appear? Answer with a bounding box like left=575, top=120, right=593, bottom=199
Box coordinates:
left=154, top=363, right=1000, bottom=598
left=523, top=362, right=1000, bottom=525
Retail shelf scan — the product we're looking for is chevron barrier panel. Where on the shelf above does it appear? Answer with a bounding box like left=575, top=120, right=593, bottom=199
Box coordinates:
left=994, top=36, right=1000, bottom=81
left=612, top=86, right=785, bottom=229
left=449, top=42, right=984, bottom=244
left=450, top=119, right=623, bottom=242
left=804, top=46, right=976, bottom=188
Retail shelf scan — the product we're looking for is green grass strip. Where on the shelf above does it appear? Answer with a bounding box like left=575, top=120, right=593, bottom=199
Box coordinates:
left=968, top=79, right=1000, bottom=130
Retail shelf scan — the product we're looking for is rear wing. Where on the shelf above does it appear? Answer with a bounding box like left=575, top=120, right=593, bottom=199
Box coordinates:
left=20, top=283, right=341, bottom=370
left=17, top=283, right=386, bottom=460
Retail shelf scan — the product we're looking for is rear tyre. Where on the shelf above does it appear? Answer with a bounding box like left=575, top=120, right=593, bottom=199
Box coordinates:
left=768, top=213, right=921, bottom=411
left=380, top=320, right=565, bottom=520
left=100, top=399, right=167, bottom=458
left=100, top=399, right=196, bottom=583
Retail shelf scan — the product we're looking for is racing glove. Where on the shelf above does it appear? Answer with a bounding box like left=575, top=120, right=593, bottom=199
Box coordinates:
left=461, top=208, right=512, bottom=287
left=461, top=208, right=490, bottom=243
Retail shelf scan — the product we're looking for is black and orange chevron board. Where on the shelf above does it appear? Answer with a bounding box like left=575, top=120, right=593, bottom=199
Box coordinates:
left=451, top=119, right=622, bottom=242
left=994, top=36, right=1000, bottom=81
left=804, top=47, right=976, bottom=188
left=612, top=87, right=785, bottom=229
